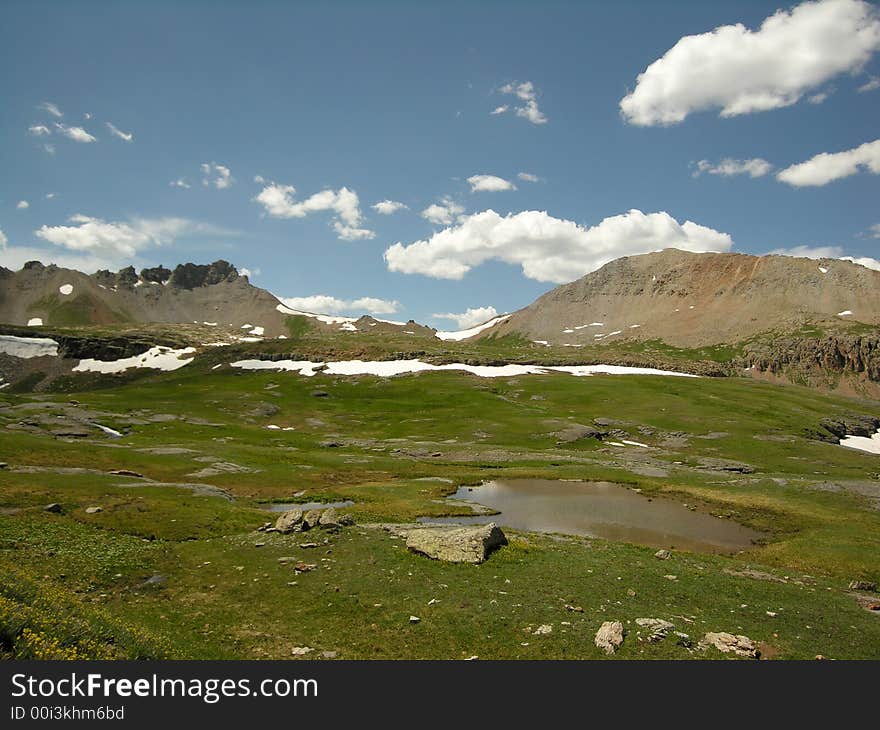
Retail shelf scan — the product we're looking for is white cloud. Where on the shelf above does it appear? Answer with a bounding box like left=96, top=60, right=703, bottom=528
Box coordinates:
left=517, top=172, right=539, bottom=182
left=106, top=122, right=133, bottom=142
left=867, top=223, right=880, bottom=238
left=433, top=306, right=499, bottom=330
left=496, top=80, right=548, bottom=124
left=693, top=158, right=773, bottom=177
left=421, top=197, right=465, bottom=226
left=278, top=294, right=400, bottom=315
left=807, top=91, right=830, bottom=104
left=45, top=193, right=56, bottom=200
left=372, top=200, right=408, bottom=215
left=254, top=175, right=265, bottom=184
left=38, top=101, right=63, bottom=118
left=35, top=214, right=227, bottom=258
left=16, top=200, right=29, bottom=210
left=28, top=124, right=51, bottom=137
left=385, top=208, right=733, bottom=283
left=43, top=144, right=55, bottom=155
left=201, top=162, right=233, bottom=189
left=0, top=228, right=7, bottom=248
left=467, top=174, right=516, bottom=192
left=767, top=243, right=880, bottom=271
left=0, top=244, right=131, bottom=273
left=169, top=178, right=191, bottom=189
left=858, top=75, right=880, bottom=91
left=253, top=182, right=374, bottom=240
left=776, top=138, right=880, bottom=186
left=84, top=112, right=92, bottom=120
left=54, top=123, right=96, bottom=143
left=620, top=0, right=880, bottom=126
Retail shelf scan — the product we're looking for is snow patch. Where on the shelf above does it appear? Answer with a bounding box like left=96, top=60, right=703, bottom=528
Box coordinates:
left=819, top=266, right=828, bottom=274
left=27, top=318, right=43, bottom=327
left=339, top=323, right=357, bottom=332
left=73, top=346, right=196, bottom=373
left=0, top=335, right=59, bottom=358
left=837, top=310, right=853, bottom=316
left=840, top=431, right=880, bottom=455
left=93, top=423, right=123, bottom=438
left=436, top=314, right=510, bottom=342
left=59, top=284, right=73, bottom=295
left=230, top=358, right=697, bottom=380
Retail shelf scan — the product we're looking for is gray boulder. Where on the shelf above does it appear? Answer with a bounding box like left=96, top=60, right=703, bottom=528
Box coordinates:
left=303, top=509, right=324, bottom=530
left=405, top=523, right=507, bottom=564
left=699, top=632, right=758, bottom=658
left=275, top=509, right=303, bottom=534
left=319, top=507, right=340, bottom=528
left=595, top=621, right=625, bottom=654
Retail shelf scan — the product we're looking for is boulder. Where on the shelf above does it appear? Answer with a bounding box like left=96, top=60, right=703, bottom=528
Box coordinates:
left=275, top=509, right=303, bottom=534
left=84, top=506, right=103, bottom=514
left=405, top=523, right=507, bottom=564
left=654, top=549, right=671, bottom=560
left=303, top=509, right=324, bottom=529
left=595, top=621, right=625, bottom=654
left=700, top=632, right=759, bottom=658
left=43, top=503, right=63, bottom=513
left=318, top=507, right=340, bottom=529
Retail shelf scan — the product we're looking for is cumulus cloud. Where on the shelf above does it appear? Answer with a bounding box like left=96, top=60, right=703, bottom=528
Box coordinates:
left=807, top=91, right=831, bottom=104
left=421, top=197, right=465, bottom=226
left=28, top=124, right=51, bottom=137
left=433, top=306, right=499, bottom=330
left=35, top=214, right=228, bottom=258
left=693, top=158, right=773, bottom=178
left=106, top=122, right=133, bottom=142
left=278, top=294, right=400, bottom=315
left=858, top=75, right=880, bottom=92
left=495, top=81, right=548, bottom=124
left=0, top=228, right=6, bottom=248
left=16, top=200, right=29, bottom=210
left=767, top=243, right=880, bottom=271
left=385, top=208, right=732, bottom=283
left=620, top=0, right=880, bottom=126
left=38, top=101, right=62, bottom=118
left=517, top=172, right=539, bottom=182
left=467, top=174, right=516, bottom=192
left=54, top=123, right=96, bottom=143
left=776, top=138, right=880, bottom=186
left=372, top=200, right=408, bottom=215
left=253, top=182, right=374, bottom=240
left=201, top=162, right=233, bottom=189
left=169, top=179, right=191, bottom=189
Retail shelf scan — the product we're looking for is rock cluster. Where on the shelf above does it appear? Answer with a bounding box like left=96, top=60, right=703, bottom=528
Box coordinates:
left=274, top=506, right=351, bottom=534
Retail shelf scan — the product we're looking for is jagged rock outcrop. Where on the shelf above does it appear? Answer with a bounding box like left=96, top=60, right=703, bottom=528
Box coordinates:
left=168, top=261, right=239, bottom=289
left=739, top=334, right=880, bottom=381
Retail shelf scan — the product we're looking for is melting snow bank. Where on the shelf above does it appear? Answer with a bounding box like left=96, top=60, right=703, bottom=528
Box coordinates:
left=73, top=346, right=196, bottom=373
left=436, top=314, right=511, bottom=342
left=0, top=335, right=59, bottom=358
left=230, top=358, right=697, bottom=379
left=840, top=431, right=880, bottom=455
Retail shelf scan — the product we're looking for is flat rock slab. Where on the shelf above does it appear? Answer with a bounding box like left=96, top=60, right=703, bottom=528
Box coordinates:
left=405, top=523, right=508, bottom=564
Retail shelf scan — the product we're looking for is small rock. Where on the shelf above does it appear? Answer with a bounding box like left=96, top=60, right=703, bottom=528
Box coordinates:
left=533, top=624, right=553, bottom=635
left=294, top=563, right=317, bottom=573
left=312, top=391, right=330, bottom=398
left=675, top=632, right=692, bottom=648
left=664, top=574, right=678, bottom=581
left=84, top=506, right=103, bottom=514
left=299, top=542, right=318, bottom=549
left=321, top=650, right=338, bottom=659
left=564, top=604, right=584, bottom=613
left=275, top=509, right=303, bottom=534
left=109, top=469, right=144, bottom=478
left=849, top=580, right=877, bottom=592
left=254, top=542, right=265, bottom=548
left=277, top=557, right=298, bottom=564
left=138, top=574, right=167, bottom=589
left=409, top=615, right=421, bottom=624
left=43, top=503, right=63, bottom=513
left=654, top=549, right=671, bottom=560
left=291, top=646, right=313, bottom=656
left=595, top=621, right=625, bottom=655
left=635, top=618, right=674, bottom=642
left=700, top=632, right=759, bottom=658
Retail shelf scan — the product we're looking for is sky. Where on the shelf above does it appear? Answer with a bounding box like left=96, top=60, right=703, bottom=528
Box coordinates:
left=1, top=0, right=879, bottom=330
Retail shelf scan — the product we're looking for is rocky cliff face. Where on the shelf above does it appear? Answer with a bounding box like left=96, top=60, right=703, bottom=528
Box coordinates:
left=481, top=249, right=880, bottom=348
left=740, top=334, right=880, bottom=381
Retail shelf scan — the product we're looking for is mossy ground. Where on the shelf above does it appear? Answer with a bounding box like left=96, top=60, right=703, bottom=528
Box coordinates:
left=1, top=330, right=880, bottom=659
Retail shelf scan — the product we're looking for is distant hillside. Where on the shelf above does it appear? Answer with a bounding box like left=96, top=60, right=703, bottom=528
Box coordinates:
left=478, top=249, right=880, bottom=348
left=0, top=260, right=298, bottom=335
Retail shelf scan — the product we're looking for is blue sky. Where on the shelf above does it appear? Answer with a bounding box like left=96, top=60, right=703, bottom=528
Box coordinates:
left=1, top=0, right=879, bottom=330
